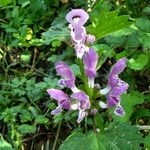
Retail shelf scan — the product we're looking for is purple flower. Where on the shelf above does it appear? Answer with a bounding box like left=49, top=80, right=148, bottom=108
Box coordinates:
left=69, top=24, right=87, bottom=58
left=99, top=58, right=128, bottom=116
left=108, top=57, right=127, bottom=88
left=114, top=105, right=125, bottom=116
left=71, top=91, right=90, bottom=123
left=66, top=9, right=89, bottom=26
left=47, top=89, right=70, bottom=115
left=83, top=48, right=98, bottom=87
left=55, top=61, right=79, bottom=92
left=107, top=81, right=128, bottom=107
left=110, top=57, right=127, bottom=75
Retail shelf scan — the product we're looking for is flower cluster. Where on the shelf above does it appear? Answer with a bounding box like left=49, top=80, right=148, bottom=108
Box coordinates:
left=99, top=58, right=128, bottom=116
left=47, top=9, right=129, bottom=123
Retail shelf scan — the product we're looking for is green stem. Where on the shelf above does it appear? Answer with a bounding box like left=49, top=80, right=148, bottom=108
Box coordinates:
left=77, top=58, right=93, bottom=98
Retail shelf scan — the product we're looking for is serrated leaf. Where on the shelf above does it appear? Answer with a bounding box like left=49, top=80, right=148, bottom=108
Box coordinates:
left=20, top=109, right=32, bottom=123
left=133, top=109, right=150, bottom=118
left=18, top=124, right=36, bottom=135
left=128, top=53, right=149, bottom=70
left=136, top=17, right=150, bottom=33
left=42, top=9, right=69, bottom=45
left=87, top=9, right=131, bottom=39
left=59, top=131, right=106, bottom=150
left=138, top=31, right=150, bottom=49
left=59, top=123, right=143, bottom=150
left=105, top=122, right=143, bottom=150
left=105, top=35, right=125, bottom=48
left=35, top=115, right=49, bottom=124
left=42, top=26, right=69, bottom=45
left=126, top=32, right=140, bottom=48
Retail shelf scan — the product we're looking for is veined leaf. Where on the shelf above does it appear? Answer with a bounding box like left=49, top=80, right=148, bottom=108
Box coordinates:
left=18, top=124, right=36, bottom=135
left=42, top=8, right=70, bottom=45
left=87, top=9, right=132, bottom=39
left=59, top=123, right=143, bottom=150
left=105, top=122, right=143, bottom=150
left=59, top=131, right=106, bottom=150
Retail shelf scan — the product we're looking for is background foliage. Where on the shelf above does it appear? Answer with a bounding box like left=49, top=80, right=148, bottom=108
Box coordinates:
left=0, top=0, right=150, bottom=149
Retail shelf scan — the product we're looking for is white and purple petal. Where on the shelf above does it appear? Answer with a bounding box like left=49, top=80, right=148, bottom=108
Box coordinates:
left=108, top=74, right=119, bottom=89
left=47, top=89, right=70, bottom=109
left=77, top=109, right=87, bottom=123
left=51, top=107, right=63, bottom=115
left=83, top=48, right=98, bottom=87
left=55, top=61, right=75, bottom=89
left=107, top=81, right=128, bottom=107
left=66, top=9, right=89, bottom=26
left=71, top=91, right=90, bottom=109
left=114, top=105, right=125, bottom=116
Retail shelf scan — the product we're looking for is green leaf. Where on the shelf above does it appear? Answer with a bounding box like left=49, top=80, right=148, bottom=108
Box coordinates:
left=42, top=9, right=69, bottom=45
left=144, top=134, right=150, bottom=149
left=136, top=17, right=150, bottom=33
left=59, top=123, right=143, bottom=150
left=18, top=124, right=36, bottom=135
left=59, top=131, right=106, bottom=150
left=87, top=9, right=131, bottom=39
left=35, top=115, right=49, bottom=124
left=128, top=53, right=149, bottom=70
left=126, top=32, right=140, bottom=48
left=111, top=91, right=145, bottom=122
left=92, top=44, right=114, bottom=69
left=42, top=26, right=69, bottom=45
left=105, top=35, right=125, bottom=48
left=138, top=31, right=150, bottom=49
left=105, top=122, right=143, bottom=150
left=20, top=109, right=32, bottom=123
left=70, top=64, right=81, bottom=77
left=133, top=109, right=150, bottom=119
left=0, top=136, right=13, bottom=150
left=0, top=0, right=11, bottom=6
left=143, top=7, right=150, bottom=15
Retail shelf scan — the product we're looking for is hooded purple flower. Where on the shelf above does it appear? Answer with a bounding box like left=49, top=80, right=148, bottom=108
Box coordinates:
left=108, top=57, right=127, bottom=88
left=66, top=9, right=89, bottom=26
left=83, top=48, right=98, bottom=88
left=47, top=89, right=70, bottom=115
left=99, top=57, right=128, bottom=116
left=55, top=61, right=79, bottom=92
left=107, top=81, right=128, bottom=107
left=69, top=24, right=87, bottom=58
left=66, top=9, right=91, bottom=58
left=71, top=91, right=90, bottom=123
